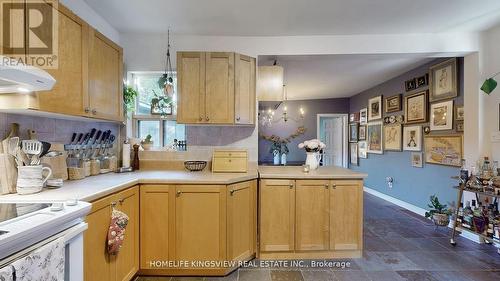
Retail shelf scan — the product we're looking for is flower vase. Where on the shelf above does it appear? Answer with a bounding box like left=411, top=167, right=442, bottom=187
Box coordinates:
left=273, top=151, right=280, bottom=165
left=281, top=153, right=287, bottom=165
left=305, top=152, right=320, bottom=170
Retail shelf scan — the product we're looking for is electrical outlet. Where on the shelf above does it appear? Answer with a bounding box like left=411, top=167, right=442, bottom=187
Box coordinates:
left=386, top=176, right=394, bottom=189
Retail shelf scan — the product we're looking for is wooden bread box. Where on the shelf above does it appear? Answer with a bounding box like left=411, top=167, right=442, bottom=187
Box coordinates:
left=212, top=149, right=248, bottom=173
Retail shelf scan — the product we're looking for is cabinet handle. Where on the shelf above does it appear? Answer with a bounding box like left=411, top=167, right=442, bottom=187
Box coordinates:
left=205, top=116, right=210, bottom=121
left=176, top=190, right=182, bottom=196
left=324, top=183, right=329, bottom=189
left=118, top=198, right=124, bottom=204
left=92, top=109, right=97, bottom=115
left=199, top=117, right=203, bottom=121
left=111, top=201, right=117, bottom=207
left=228, top=159, right=232, bottom=162
left=331, top=183, right=337, bottom=189
left=236, top=117, right=240, bottom=122
left=289, top=184, right=294, bottom=189
left=84, top=107, right=90, bottom=113
left=230, top=189, right=235, bottom=196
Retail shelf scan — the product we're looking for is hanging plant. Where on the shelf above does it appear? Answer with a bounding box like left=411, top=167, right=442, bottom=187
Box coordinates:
left=150, top=89, right=173, bottom=117
left=158, top=29, right=175, bottom=97
left=123, top=85, right=138, bottom=118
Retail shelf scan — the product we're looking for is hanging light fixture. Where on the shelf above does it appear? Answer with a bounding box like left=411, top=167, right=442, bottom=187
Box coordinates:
left=258, top=84, right=305, bottom=126
left=158, top=29, right=174, bottom=97
left=257, top=60, right=284, bottom=101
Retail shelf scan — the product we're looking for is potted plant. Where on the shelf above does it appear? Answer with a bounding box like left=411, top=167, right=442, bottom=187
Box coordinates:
left=270, top=142, right=281, bottom=165
left=298, top=139, right=326, bottom=170
left=123, top=85, right=138, bottom=118
left=280, top=142, right=289, bottom=165
left=425, top=195, right=452, bottom=227
left=141, top=134, right=154, bottom=150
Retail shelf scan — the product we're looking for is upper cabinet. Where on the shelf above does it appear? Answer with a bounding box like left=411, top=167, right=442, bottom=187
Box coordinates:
left=0, top=3, right=124, bottom=122
left=176, top=51, right=255, bottom=125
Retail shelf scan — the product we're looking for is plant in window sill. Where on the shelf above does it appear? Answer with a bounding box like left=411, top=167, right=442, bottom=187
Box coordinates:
left=123, top=85, right=138, bottom=118
left=141, top=134, right=154, bottom=151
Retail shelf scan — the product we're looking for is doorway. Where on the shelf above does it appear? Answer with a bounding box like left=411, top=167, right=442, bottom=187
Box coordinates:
left=317, top=114, right=348, bottom=168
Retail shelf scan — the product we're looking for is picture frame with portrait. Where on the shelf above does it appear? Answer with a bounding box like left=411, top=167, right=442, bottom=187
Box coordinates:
left=416, top=74, right=428, bottom=89
left=350, top=143, right=359, bottom=166
left=358, top=141, right=368, bottom=159
left=349, top=123, right=359, bottom=143
left=360, top=108, right=368, bottom=125
left=411, top=152, right=423, bottom=168
left=405, top=79, right=416, bottom=92
left=385, top=94, right=402, bottom=113
left=358, top=125, right=367, bottom=141
left=404, top=90, right=428, bottom=124
left=456, top=120, right=464, bottom=132
left=368, top=96, right=383, bottom=121
left=430, top=100, right=453, bottom=131
left=403, top=125, right=422, bottom=151
left=367, top=121, right=383, bottom=154
left=455, top=105, right=464, bottom=121
left=429, top=58, right=457, bottom=102
left=383, top=124, right=402, bottom=151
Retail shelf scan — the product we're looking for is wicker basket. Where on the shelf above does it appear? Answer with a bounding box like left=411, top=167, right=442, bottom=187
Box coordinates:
left=184, top=161, right=207, bottom=172
left=432, top=213, right=450, bottom=227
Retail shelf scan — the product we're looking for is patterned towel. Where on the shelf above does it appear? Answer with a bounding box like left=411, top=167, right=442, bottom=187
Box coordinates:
left=107, top=208, right=129, bottom=255
left=0, top=265, right=13, bottom=281
left=12, top=237, right=65, bottom=281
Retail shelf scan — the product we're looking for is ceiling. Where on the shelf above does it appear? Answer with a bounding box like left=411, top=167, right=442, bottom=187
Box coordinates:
left=258, top=54, right=436, bottom=100
left=84, top=0, right=500, bottom=35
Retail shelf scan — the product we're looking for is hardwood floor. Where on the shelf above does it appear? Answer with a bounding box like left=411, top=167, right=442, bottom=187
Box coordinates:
left=135, top=192, right=500, bottom=281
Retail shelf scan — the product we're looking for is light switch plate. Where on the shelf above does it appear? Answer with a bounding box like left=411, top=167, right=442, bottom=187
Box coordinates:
left=491, top=132, right=500, bottom=143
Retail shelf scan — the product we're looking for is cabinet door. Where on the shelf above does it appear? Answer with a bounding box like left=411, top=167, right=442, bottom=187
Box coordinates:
left=295, top=180, right=330, bottom=251
left=227, top=180, right=256, bottom=261
left=234, top=54, right=255, bottom=125
left=37, top=5, right=89, bottom=116
left=205, top=52, right=234, bottom=124
left=259, top=179, right=295, bottom=252
left=174, top=185, right=226, bottom=262
left=115, top=186, right=139, bottom=281
left=84, top=195, right=114, bottom=281
left=329, top=180, right=363, bottom=250
left=88, top=28, right=123, bottom=121
left=140, top=185, right=173, bottom=269
left=177, top=52, right=206, bottom=124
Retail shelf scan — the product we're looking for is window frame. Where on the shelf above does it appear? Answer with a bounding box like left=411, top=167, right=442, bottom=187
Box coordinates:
left=128, top=71, right=181, bottom=147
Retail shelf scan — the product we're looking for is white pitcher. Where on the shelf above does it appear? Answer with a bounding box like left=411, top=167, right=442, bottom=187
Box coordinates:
left=16, top=165, right=52, bottom=195
left=305, top=152, right=321, bottom=170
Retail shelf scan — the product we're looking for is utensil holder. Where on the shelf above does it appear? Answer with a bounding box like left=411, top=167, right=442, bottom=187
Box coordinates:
left=68, top=167, right=85, bottom=180
left=90, top=159, right=100, bottom=176
left=16, top=165, right=52, bottom=195
left=83, top=160, right=91, bottom=177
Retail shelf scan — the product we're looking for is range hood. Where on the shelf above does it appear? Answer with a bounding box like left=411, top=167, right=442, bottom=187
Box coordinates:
left=0, top=56, right=56, bottom=93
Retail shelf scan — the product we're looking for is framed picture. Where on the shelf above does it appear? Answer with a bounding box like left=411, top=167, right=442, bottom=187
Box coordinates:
left=384, top=114, right=404, bottom=125
left=385, top=94, right=402, bottom=113
left=423, top=126, right=431, bottom=134
left=358, top=141, right=368, bottom=159
left=350, top=143, right=358, bottom=166
left=456, top=120, right=464, bottom=132
left=405, top=79, right=416, bottom=92
left=403, top=125, right=422, bottom=151
left=349, top=123, right=359, bottom=143
left=411, top=152, right=423, bottom=168
left=367, top=121, right=383, bottom=154
left=424, top=135, right=463, bottom=167
left=360, top=108, right=368, bottom=125
left=151, top=98, right=173, bottom=115
left=349, top=112, right=360, bottom=123
left=455, top=105, right=464, bottom=121
left=404, top=90, right=428, bottom=124
left=358, top=125, right=367, bottom=141
left=430, top=100, right=453, bottom=131
left=383, top=124, right=402, bottom=151
left=416, top=74, right=428, bottom=89
left=368, top=96, right=383, bottom=121
left=429, top=58, right=457, bottom=102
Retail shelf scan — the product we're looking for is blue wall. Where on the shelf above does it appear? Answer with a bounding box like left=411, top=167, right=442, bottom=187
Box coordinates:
left=349, top=58, right=464, bottom=210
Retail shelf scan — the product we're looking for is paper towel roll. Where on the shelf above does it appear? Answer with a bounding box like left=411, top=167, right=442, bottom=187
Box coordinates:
left=122, top=143, right=131, bottom=168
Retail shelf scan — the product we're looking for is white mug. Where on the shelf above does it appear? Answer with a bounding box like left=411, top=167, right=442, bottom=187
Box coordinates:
left=16, top=165, right=52, bottom=195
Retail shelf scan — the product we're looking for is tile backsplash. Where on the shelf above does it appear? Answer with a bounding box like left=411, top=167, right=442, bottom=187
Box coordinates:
left=0, top=113, right=120, bottom=144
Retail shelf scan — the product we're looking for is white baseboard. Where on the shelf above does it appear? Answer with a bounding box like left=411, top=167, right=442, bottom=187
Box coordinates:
left=363, top=186, right=486, bottom=245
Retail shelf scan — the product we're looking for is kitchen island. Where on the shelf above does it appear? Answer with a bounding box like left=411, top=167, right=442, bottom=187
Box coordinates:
left=258, top=165, right=367, bottom=259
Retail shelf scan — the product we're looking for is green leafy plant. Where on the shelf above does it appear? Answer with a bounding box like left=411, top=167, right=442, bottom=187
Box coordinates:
left=269, top=142, right=281, bottom=155
left=142, top=134, right=153, bottom=144
left=158, top=73, right=174, bottom=90
left=280, top=143, right=289, bottom=155
left=150, top=89, right=173, bottom=117
left=425, top=195, right=452, bottom=218
left=123, top=85, right=138, bottom=117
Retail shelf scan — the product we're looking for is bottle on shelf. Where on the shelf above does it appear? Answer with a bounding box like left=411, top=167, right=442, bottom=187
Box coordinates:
left=482, top=157, right=492, bottom=178
left=460, top=159, right=469, bottom=183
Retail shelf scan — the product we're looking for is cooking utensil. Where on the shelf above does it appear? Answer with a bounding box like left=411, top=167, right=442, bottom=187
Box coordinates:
left=39, top=141, right=51, bottom=158
left=22, top=140, right=42, bottom=166
left=1, top=123, right=19, bottom=153
left=7, top=137, right=22, bottom=167
left=67, top=133, right=84, bottom=167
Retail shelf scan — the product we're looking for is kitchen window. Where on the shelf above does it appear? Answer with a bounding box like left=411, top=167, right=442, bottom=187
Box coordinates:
left=130, top=72, right=186, bottom=147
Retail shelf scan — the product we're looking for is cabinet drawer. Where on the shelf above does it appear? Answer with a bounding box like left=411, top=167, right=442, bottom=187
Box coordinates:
left=213, top=150, right=247, bottom=158
left=212, top=157, right=247, bottom=173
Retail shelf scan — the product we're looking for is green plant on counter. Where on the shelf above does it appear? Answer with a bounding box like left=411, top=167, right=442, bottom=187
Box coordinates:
left=123, top=85, right=138, bottom=118
left=269, top=142, right=281, bottom=155
left=425, top=195, right=452, bottom=218
left=142, top=134, right=153, bottom=144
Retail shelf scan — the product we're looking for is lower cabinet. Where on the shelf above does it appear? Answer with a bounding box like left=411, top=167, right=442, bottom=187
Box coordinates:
left=259, top=179, right=363, bottom=259
left=84, top=186, right=139, bottom=281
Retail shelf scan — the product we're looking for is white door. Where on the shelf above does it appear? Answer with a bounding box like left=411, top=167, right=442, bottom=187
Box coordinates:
left=318, top=115, right=347, bottom=167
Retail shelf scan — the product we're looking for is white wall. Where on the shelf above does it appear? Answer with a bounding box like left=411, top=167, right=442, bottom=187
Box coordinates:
left=60, top=0, right=120, bottom=44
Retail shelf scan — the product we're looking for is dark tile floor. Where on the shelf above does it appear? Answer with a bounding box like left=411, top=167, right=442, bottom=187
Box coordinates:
left=136, top=192, right=500, bottom=281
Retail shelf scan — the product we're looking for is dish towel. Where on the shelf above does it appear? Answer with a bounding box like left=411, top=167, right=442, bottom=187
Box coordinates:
left=12, top=237, right=65, bottom=281
left=107, top=208, right=129, bottom=255
left=0, top=265, right=13, bottom=281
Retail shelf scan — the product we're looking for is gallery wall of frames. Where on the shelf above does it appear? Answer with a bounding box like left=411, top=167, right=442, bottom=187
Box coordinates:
left=348, top=57, right=464, bottom=208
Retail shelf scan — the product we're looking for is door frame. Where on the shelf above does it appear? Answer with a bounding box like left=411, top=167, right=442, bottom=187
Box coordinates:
left=316, top=114, right=349, bottom=168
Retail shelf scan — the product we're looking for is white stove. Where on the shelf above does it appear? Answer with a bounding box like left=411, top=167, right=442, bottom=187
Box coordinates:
left=0, top=201, right=91, bottom=280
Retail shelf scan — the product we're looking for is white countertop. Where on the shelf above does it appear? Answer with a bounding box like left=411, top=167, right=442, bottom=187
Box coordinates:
left=0, top=166, right=366, bottom=203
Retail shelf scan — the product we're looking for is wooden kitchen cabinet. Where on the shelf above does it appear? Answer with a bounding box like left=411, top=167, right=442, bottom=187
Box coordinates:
left=329, top=180, right=363, bottom=251
left=227, top=180, right=257, bottom=261
left=174, top=185, right=227, bottom=262
left=88, top=28, right=123, bottom=122
left=295, top=180, right=330, bottom=251
left=176, top=51, right=255, bottom=125
left=84, top=186, right=139, bottom=281
left=259, top=179, right=295, bottom=252
left=139, top=185, right=173, bottom=269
